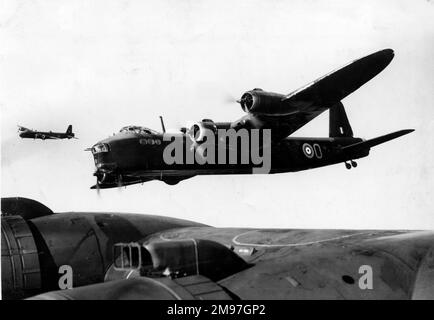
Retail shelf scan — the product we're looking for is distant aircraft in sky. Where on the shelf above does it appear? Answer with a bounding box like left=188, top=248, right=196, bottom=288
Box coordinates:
left=18, top=125, right=76, bottom=140
left=87, top=49, right=413, bottom=189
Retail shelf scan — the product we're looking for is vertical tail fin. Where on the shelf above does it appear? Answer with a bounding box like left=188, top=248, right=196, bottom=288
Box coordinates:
left=329, top=102, right=353, bottom=137
left=66, top=125, right=73, bottom=134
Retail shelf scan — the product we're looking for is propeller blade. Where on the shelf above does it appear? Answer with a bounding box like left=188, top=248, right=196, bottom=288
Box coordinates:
left=95, top=179, right=101, bottom=196
left=117, top=175, right=123, bottom=191
left=222, top=91, right=242, bottom=104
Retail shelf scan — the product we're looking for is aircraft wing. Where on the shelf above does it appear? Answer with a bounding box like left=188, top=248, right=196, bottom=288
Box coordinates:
left=38, top=134, right=61, bottom=139
left=28, top=225, right=434, bottom=300
left=237, top=49, right=395, bottom=139
left=3, top=197, right=433, bottom=300
left=281, top=49, right=394, bottom=111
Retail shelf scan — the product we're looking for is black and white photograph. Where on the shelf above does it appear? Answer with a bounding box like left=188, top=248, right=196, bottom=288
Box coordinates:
left=1, top=0, right=434, bottom=307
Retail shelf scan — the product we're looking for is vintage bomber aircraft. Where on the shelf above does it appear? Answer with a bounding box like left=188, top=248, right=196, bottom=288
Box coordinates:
left=18, top=125, right=76, bottom=140
left=88, top=49, right=413, bottom=189
left=2, top=197, right=434, bottom=300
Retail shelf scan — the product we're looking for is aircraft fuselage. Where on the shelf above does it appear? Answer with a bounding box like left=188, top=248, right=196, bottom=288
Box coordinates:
left=91, top=132, right=368, bottom=188
left=19, top=131, right=74, bottom=140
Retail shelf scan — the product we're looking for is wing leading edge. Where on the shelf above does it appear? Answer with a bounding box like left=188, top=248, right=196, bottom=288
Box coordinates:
left=282, top=49, right=394, bottom=109
left=236, top=49, right=395, bottom=140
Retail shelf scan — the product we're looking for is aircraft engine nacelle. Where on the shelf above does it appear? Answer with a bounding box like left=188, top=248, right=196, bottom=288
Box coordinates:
left=187, top=120, right=231, bottom=143
left=239, top=88, right=293, bottom=116
left=1, top=215, right=42, bottom=300
left=2, top=197, right=206, bottom=300
left=0, top=197, right=55, bottom=300
left=188, top=120, right=217, bottom=143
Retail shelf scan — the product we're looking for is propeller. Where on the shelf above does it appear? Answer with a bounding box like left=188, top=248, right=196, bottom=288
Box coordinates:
left=223, top=94, right=239, bottom=104
left=93, top=171, right=106, bottom=196
left=95, top=178, right=101, bottom=196
left=237, top=93, right=253, bottom=110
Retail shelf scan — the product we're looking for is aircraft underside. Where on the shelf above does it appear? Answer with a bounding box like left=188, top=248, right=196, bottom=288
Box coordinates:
left=93, top=150, right=367, bottom=188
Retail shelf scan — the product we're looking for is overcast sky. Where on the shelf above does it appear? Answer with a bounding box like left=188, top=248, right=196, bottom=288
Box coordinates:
left=1, top=0, right=433, bottom=229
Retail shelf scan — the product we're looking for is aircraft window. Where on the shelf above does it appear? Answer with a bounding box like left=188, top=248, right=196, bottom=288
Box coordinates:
left=113, top=243, right=142, bottom=270
left=119, top=126, right=158, bottom=135
left=130, top=245, right=141, bottom=269
left=92, top=143, right=110, bottom=154
left=113, top=244, right=124, bottom=269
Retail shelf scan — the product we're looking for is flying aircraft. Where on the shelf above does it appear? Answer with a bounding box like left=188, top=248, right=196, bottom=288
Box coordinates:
left=88, top=49, right=414, bottom=189
left=18, top=125, right=76, bottom=140
left=1, top=197, right=433, bottom=300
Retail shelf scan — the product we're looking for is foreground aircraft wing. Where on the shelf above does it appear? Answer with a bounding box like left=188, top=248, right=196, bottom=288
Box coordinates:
left=246, top=49, right=395, bottom=139
left=3, top=197, right=433, bottom=300
left=27, top=225, right=434, bottom=300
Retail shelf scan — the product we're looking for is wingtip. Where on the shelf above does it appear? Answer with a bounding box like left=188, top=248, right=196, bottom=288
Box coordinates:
left=403, top=128, right=415, bottom=134
left=393, top=129, right=415, bottom=139
left=362, top=48, right=394, bottom=69
left=382, top=48, right=394, bottom=56
left=375, top=48, right=395, bottom=64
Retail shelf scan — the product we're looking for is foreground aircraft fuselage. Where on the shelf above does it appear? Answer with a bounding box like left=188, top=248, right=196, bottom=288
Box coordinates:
left=88, top=49, right=413, bottom=189
left=1, top=197, right=433, bottom=300
left=18, top=125, right=76, bottom=140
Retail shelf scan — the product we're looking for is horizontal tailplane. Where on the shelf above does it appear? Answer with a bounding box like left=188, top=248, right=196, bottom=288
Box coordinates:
left=342, top=129, right=414, bottom=153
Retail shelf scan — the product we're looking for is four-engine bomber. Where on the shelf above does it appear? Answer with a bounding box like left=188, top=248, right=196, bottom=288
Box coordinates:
left=88, top=49, right=414, bottom=189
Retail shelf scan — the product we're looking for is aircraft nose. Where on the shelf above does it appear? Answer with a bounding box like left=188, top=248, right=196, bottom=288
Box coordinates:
left=91, top=142, right=117, bottom=171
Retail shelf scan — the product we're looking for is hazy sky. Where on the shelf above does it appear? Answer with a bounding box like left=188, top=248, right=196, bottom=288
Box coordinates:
left=1, top=0, right=433, bottom=229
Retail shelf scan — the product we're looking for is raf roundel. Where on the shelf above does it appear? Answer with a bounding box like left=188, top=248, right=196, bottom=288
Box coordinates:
left=302, top=143, right=314, bottom=158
